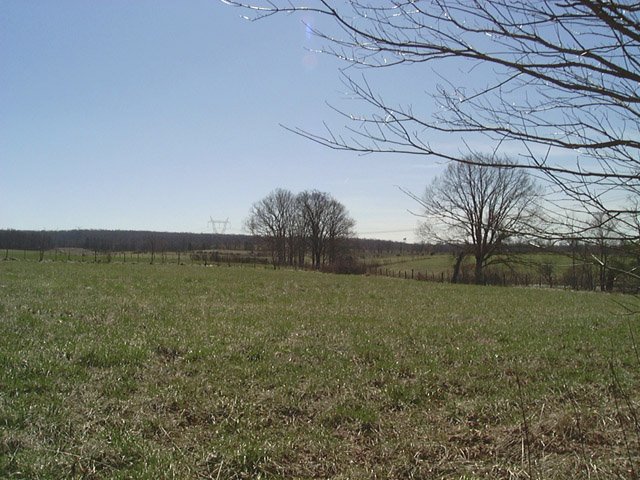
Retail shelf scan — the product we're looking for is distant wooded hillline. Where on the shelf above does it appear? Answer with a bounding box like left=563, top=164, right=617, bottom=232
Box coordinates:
left=0, top=229, right=421, bottom=254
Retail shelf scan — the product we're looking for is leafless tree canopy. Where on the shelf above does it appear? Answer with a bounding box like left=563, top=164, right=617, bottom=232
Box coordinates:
left=246, top=188, right=297, bottom=265
left=246, top=188, right=355, bottom=268
left=223, top=0, right=640, bottom=238
left=298, top=189, right=356, bottom=268
left=412, top=154, right=539, bottom=283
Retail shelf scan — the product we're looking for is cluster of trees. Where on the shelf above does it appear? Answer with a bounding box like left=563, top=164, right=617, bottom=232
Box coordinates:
left=224, top=0, right=640, bottom=288
left=246, top=189, right=355, bottom=269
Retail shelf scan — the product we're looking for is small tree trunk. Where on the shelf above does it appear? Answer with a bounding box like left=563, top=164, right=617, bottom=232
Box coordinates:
left=474, top=256, right=484, bottom=285
left=451, top=252, right=465, bottom=284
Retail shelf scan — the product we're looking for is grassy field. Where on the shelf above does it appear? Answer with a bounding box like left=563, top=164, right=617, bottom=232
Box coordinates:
left=363, top=252, right=578, bottom=282
left=1, top=261, right=639, bottom=478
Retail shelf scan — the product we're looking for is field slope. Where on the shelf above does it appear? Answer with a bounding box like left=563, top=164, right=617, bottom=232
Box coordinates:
left=1, top=261, right=638, bottom=478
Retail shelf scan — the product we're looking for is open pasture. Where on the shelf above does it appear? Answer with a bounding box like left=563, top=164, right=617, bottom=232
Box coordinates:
left=0, top=261, right=638, bottom=478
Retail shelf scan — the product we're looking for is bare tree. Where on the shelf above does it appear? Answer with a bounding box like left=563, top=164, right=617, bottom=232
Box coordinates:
left=297, top=190, right=355, bottom=269
left=222, top=0, right=640, bottom=239
left=298, top=190, right=331, bottom=269
left=411, top=154, right=539, bottom=284
left=246, top=188, right=297, bottom=266
left=325, top=194, right=357, bottom=265
left=290, top=199, right=309, bottom=267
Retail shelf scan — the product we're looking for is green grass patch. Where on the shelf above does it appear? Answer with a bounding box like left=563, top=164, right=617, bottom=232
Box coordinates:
left=0, top=261, right=638, bottom=478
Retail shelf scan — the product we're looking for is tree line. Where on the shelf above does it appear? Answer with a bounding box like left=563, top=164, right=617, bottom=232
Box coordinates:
left=0, top=228, right=414, bottom=258
left=0, top=229, right=254, bottom=255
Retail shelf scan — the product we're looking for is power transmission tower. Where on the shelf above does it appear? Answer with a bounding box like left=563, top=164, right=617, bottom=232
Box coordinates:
left=208, top=217, right=229, bottom=235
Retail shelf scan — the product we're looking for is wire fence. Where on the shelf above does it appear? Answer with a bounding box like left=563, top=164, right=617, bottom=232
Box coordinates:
left=366, top=265, right=639, bottom=293
left=4, top=248, right=639, bottom=293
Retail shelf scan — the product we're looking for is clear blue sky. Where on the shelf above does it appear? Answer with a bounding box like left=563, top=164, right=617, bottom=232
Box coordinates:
left=1, top=1, right=448, bottom=242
